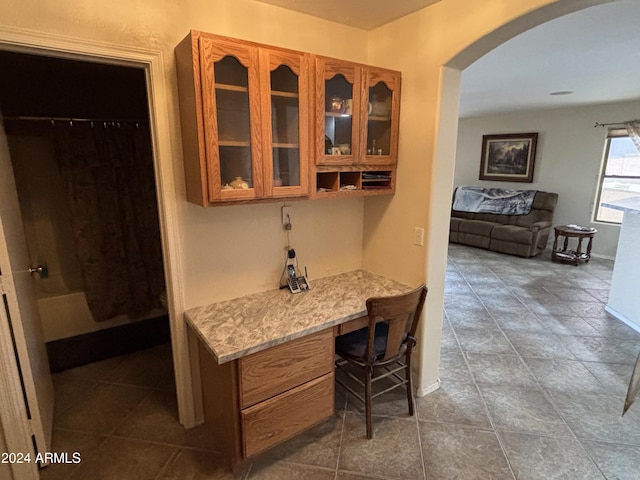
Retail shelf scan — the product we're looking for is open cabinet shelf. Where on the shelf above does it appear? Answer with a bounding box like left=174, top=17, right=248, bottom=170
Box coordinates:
left=314, top=167, right=395, bottom=199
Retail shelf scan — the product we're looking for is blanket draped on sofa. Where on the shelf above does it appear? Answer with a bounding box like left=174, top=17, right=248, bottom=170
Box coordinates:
left=453, top=186, right=536, bottom=215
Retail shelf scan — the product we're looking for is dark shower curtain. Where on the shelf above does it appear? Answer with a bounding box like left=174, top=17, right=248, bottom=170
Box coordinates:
left=53, top=121, right=165, bottom=322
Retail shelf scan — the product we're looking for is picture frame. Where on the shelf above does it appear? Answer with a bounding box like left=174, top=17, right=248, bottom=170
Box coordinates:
left=479, top=132, right=538, bottom=182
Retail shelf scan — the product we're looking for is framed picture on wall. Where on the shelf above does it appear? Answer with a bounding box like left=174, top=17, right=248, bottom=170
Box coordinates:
left=479, top=132, right=538, bottom=182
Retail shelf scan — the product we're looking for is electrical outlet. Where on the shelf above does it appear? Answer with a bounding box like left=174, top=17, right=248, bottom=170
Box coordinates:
left=413, top=227, right=424, bottom=246
left=281, top=206, right=292, bottom=227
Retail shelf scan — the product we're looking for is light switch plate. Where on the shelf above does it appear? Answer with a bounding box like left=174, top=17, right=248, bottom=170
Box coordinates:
left=413, top=227, right=424, bottom=246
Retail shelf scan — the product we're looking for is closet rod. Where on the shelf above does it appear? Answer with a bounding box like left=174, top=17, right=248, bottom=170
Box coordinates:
left=2, top=115, right=148, bottom=124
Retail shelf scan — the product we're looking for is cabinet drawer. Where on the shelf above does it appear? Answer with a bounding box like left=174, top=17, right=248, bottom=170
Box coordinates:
left=241, top=372, right=334, bottom=458
left=239, top=328, right=334, bottom=408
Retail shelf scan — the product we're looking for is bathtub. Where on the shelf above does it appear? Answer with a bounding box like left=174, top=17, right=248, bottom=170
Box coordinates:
left=38, top=291, right=166, bottom=342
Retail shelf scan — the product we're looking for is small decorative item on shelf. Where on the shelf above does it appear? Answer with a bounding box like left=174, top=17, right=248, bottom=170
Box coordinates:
left=229, top=176, right=249, bottom=189
left=325, top=135, right=333, bottom=154
left=331, top=96, right=343, bottom=113
left=343, top=99, right=352, bottom=115
left=370, top=98, right=391, bottom=117
left=273, top=177, right=283, bottom=187
left=337, top=144, right=351, bottom=155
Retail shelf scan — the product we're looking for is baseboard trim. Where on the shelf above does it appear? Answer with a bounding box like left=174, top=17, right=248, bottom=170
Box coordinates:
left=46, top=315, right=171, bottom=372
left=416, top=377, right=441, bottom=397
left=605, top=306, right=640, bottom=334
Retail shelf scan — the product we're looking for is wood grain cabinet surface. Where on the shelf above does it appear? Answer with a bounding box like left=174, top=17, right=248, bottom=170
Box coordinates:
left=175, top=31, right=401, bottom=206
left=175, top=31, right=310, bottom=206
left=197, top=328, right=335, bottom=468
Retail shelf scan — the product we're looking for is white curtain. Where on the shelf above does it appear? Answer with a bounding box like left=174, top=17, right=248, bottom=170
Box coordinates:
left=625, top=120, right=640, bottom=152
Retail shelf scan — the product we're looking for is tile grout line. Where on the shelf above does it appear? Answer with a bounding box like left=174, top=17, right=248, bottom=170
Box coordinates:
left=449, top=256, right=518, bottom=480
left=456, top=250, right=614, bottom=479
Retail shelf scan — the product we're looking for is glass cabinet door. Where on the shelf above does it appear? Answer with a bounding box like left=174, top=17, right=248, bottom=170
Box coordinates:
left=199, top=38, right=262, bottom=201
left=363, top=69, right=400, bottom=165
left=316, top=58, right=361, bottom=165
left=261, top=50, right=309, bottom=197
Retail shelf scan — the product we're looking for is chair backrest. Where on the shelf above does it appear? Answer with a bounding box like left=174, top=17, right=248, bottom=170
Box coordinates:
left=365, top=284, right=427, bottom=362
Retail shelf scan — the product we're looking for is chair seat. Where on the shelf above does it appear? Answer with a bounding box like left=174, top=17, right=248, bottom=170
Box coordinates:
left=335, top=322, right=390, bottom=360
left=336, top=323, right=409, bottom=361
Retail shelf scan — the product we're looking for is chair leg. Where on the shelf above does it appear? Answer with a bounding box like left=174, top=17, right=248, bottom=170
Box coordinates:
left=405, top=354, right=414, bottom=416
left=365, top=365, right=373, bottom=439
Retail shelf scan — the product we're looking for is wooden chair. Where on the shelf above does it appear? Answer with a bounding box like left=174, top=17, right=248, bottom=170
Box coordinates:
left=334, top=284, right=427, bottom=439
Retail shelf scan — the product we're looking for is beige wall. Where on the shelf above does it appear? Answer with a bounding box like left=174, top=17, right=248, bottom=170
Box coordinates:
left=0, top=0, right=371, bottom=307
left=0, top=0, right=614, bottom=419
left=456, top=100, right=640, bottom=259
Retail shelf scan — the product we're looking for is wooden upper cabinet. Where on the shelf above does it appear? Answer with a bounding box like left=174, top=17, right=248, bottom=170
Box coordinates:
left=312, top=56, right=401, bottom=199
left=175, top=31, right=310, bottom=206
left=176, top=31, right=401, bottom=205
left=314, top=58, right=400, bottom=168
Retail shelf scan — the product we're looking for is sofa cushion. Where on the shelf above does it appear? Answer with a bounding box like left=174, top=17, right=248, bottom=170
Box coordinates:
left=458, top=232, right=491, bottom=249
left=458, top=219, right=500, bottom=237
left=450, top=217, right=463, bottom=232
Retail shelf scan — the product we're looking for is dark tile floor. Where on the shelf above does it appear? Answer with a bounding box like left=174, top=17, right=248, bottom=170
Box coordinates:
left=40, top=244, right=640, bottom=479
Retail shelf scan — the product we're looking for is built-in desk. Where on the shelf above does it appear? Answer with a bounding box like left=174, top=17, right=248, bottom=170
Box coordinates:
left=185, top=270, right=411, bottom=468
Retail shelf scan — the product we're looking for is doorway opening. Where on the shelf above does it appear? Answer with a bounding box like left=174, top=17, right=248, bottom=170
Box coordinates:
left=0, top=50, right=171, bottom=371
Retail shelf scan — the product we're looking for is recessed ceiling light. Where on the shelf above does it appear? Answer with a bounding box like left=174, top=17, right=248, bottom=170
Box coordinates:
left=549, top=90, right=574, bottom=96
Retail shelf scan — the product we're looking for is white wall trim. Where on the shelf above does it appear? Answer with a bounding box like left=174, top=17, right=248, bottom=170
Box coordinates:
left=605, top=305, right=640, bottom=334
left=0, top=25, right=195, bottom=427
left=416, top=377, right=441, bottom=398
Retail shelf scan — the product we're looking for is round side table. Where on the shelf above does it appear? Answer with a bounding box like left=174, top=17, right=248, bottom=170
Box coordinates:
left=551, top=225, right=597, bottom=266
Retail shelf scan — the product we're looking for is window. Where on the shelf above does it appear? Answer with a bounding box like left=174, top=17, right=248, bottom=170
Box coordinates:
left=594, top=130, right=640, bottom=224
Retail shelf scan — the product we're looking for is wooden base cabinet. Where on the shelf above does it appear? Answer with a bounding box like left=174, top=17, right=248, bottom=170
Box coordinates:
left=197, top=329, right=334, bottom=468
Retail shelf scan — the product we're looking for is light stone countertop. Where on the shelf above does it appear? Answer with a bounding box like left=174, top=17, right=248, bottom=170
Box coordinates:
left=185, top=269, right=412, bottom=364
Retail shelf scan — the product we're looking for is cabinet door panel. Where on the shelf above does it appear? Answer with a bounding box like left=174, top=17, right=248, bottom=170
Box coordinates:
left=260, top=49, right=309, bottom=198
left=315, top=57, right=361, bottom=166
left=362, top=68, right=401, bottom=166
left=199, top=37, right=263, bottom=201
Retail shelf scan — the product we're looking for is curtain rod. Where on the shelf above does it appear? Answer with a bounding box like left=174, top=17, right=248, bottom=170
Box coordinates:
left=594, top=121, right=628, bottom=128
left=593, top=120, right=640, bottom=128
left=2, top=115, right=148, bottom=125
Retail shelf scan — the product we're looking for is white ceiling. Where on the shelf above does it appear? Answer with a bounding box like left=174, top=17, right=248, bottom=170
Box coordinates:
left=460, top=0, right=640, bottom=118
left=254, top=0, right=640, bottom=118
left=253, top=0, right=441, bottom=30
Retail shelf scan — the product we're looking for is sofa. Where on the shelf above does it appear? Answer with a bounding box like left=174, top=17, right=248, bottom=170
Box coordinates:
left=449, top=187, right=558, bottom=257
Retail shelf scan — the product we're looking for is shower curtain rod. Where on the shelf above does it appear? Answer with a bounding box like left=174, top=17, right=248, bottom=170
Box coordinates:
left=2, top=115, right=148, bottom=125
